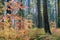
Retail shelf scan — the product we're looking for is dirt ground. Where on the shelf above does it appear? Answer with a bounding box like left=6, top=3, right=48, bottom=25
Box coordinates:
left=51, top=28, right=60, bottom=36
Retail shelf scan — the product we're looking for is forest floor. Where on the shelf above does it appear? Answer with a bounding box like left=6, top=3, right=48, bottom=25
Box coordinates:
left=0, top=28, right=60, bottom=40
left=51, top=28, right=60, bottom=36
left=28, top=28, right=60, bottom=40
left=37, top=28, right=60, bottom=40
left=30, top=28, right=60, bottom=40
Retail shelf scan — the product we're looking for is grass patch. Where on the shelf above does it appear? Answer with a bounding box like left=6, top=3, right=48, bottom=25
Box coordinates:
left=0, top=28, right=60, bottom=40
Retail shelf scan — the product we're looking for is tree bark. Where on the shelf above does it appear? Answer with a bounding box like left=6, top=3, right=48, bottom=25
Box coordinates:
left=37, top=0, right=42, bottom=28
left=58, top=0, right=60, bottom=27
left=43, top=0, right=51, bottom=34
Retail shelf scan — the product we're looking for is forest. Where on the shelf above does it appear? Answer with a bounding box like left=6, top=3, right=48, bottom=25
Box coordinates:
left=0, top=0, right=60, bottom=40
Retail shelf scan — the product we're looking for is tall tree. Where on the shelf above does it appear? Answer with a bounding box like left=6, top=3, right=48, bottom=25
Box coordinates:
left=43, top=0, right=51, bottom=34
left=37, top=0, right=42, bottom=28
left=58, top=0, right=60, bottom=27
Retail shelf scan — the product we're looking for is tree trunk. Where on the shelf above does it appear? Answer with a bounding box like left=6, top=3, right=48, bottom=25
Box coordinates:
left=37, top=0, right=42, bottom=28
left=58, top=0, right=60, bottom=27
left=43, top=0, right=51, bottom=34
